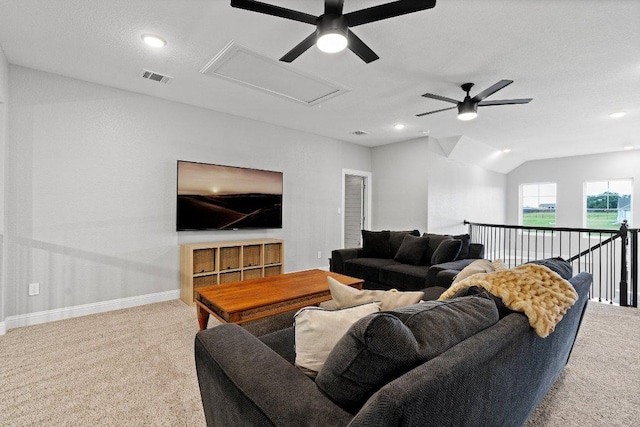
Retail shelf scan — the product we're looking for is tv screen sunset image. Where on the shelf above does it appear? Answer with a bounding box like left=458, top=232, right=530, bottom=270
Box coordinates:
left=177, top=161, right=283, bottom=230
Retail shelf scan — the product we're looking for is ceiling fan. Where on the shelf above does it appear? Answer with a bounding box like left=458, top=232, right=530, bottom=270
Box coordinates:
left=230, top=0, right=437, bottom=63
left=417, top=80, right=532, bottom=121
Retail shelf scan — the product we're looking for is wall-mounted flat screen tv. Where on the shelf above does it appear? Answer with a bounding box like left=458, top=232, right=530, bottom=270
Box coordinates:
left=177, top=160, right=283, bottom=231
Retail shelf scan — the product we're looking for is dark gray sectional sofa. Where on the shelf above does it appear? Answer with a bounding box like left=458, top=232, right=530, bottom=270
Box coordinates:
left=195, top=272, right=593, bottom=426
left=331, top=230, right=485, bottom=291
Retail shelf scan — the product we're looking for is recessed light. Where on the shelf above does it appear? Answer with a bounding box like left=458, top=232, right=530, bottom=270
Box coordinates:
left=609, top=111, right=626, bottom=119
left=421, top=130, right=430, bottom=135
left=502, top=148, right=512, bottom=153
left=142, top=34, right=166, bottom=48
left=394, top=124, right=405, bottom=130
left=624, top=145, right=634, bottom=150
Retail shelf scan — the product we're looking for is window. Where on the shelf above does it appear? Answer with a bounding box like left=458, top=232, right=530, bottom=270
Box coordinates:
left=584, top=179, right=632, bottom=230
left=521, top=183, right=557, bottom=227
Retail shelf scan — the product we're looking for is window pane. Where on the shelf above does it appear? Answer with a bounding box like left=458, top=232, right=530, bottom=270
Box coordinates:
left=522, top=183, right=556, bottom=227
left=538, top=183, right=556, bottom=196
left=522, top=184, right=538, bottom=198
left=585, top=179, right=632, bottom=229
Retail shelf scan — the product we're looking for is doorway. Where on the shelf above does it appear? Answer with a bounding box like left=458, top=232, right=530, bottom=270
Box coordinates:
left=342, top=169, right=371, bottom=248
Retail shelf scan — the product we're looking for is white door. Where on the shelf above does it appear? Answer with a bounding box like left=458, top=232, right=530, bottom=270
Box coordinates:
left=344, top=175, right=365, bottom=248
left=342, top=170, right=371, bottom=248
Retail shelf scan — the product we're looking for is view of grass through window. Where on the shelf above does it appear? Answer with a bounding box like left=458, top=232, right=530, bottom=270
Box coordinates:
left=521, top=183, right=556, bottom=227
left=585, top=180, right=632, bottom=230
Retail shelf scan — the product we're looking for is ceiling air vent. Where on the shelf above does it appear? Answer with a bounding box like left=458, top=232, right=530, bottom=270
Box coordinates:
left=352, top=130, right=368, bottom=136
left=139, top=69, right=173, bottom=84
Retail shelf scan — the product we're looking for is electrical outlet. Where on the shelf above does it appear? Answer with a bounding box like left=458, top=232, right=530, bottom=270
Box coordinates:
left=317, top=251, right=322, bottom=259
left=28, top=282, right=40, bottom=296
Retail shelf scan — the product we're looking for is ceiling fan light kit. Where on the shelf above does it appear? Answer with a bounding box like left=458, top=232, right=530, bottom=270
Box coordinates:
left=316, top=15, right=348, bottom=53
left=457, top=101, right=478, bottom=121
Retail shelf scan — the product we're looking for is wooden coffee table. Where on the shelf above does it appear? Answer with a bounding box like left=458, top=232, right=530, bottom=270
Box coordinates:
left=194, top=269, right=363, bottom=330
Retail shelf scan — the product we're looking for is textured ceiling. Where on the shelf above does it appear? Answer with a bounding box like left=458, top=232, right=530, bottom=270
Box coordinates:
left=0, top=0, right=638, bottom=172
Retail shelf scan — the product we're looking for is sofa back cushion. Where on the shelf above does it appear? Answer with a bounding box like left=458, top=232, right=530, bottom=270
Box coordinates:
left=315, top=295, right=499, bottom=409
left=421, top=234, right=453, bottom=264
left=431, top=239, right=463, bottom=264
left=394, top=234, right=430, bottom=265
left=361, top=230, right=391, bottom=258
left=389, top=230, right=420, bottom=258
left=452, top=233, right=471, bottom=260
left=524, top=257, right=573, bottom=279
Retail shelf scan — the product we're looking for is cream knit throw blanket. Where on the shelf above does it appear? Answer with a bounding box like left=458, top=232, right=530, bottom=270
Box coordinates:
left=439, top=264, right=578, bottom=338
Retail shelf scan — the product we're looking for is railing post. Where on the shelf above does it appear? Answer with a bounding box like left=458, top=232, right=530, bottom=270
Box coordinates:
left=619, top=221, right=629, bottom=306
left=631, top=229, right=638, bottom=308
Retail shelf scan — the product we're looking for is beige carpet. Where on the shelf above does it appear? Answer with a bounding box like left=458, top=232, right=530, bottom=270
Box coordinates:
left=0, top=300, right=638, bottom=426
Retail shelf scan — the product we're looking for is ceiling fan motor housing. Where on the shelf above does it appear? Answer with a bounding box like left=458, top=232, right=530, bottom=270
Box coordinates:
left=458, top=98, right=478, bottom=115
left=316, top=14, right=348, bottom=39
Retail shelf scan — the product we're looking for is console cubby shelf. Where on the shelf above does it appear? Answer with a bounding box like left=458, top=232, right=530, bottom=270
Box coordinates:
left=180, top=239, right=284, bottom=305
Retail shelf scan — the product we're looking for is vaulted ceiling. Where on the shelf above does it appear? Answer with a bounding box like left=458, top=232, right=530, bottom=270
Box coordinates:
left=1, top=1, right=638, bottom=172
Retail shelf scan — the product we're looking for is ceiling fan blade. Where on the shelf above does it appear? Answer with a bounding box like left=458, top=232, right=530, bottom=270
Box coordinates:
left=231, top=0, right=317, bottom=25
left=416, top=106, right=457, bottom=117
left=421, top=93, right=459, bottom=104
left=347, top=30, right=379, bottom=63
left=470, top=79, right=513, bottom=103
left=325, top=0, right=344, bottom=15
left=345, top=0, right=437, bottom=27
left=279, top=32, right=317, bottom=62
left=478, top=98, right=533, bottom=106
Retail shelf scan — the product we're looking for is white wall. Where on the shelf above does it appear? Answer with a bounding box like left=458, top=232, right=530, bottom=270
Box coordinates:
left=3, top=65, right=371, bottom=320
left=0, top=46, right=8, bottom=331
left=371, top=137, right=507, bottom=234
left=507, top=150, right=640, bottom=228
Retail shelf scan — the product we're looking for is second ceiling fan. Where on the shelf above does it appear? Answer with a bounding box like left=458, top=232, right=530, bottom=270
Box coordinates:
left=417, top=80, right=532, bottom=121
left=230, top=0, right=437, bottom=63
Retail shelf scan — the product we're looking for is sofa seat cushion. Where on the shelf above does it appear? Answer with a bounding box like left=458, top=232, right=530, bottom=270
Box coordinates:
left=316, top=295, right=500, bottom=410
left=378, top=264, right=431, bottom=291
left=344, top=258, right=399, bottom=283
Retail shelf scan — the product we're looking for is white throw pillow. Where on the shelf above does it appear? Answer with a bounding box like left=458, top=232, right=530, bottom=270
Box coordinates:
left=294, top=302, right=380, bottom=377
left=327, top=276, right=424, bottom=310
left=452, top=259, right=507, bottom=284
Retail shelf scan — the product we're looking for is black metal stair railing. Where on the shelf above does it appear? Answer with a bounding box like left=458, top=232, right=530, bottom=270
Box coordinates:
left=464, top=220, right=638, bottom=307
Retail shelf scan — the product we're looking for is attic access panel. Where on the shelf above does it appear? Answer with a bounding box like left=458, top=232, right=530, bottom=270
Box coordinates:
left=201, top=41, right=350, bottom=106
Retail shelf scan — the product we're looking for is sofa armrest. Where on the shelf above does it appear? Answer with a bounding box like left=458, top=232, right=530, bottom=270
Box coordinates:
left=195, top=324, right=353, bottom=427
left=434, top=270, right=459, bottom=288
left=468, top=243, right=484, bottom=259
left=330, top=248, right=363, bottom=274
left=425, top=259, right=476, bottom=288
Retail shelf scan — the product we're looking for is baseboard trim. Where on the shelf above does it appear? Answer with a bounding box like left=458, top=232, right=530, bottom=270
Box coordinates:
left=1, top=289, right=180, bottom=334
